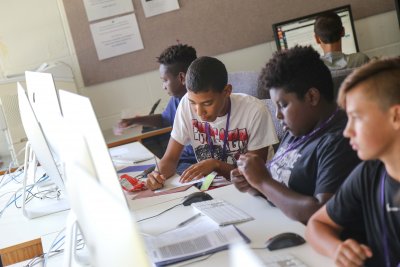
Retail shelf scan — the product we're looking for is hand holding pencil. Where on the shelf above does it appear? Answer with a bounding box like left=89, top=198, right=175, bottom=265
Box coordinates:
left=146, top=156, right=166, bottom=191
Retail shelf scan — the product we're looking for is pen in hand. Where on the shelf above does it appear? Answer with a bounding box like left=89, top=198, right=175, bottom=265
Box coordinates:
left=147, top=156, right=165, bottom=190
left=154, top=156, right=160, bottom=173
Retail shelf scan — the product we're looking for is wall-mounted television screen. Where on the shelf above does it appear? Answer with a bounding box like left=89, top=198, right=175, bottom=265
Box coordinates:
left=272, top=5, right=359, bottom=55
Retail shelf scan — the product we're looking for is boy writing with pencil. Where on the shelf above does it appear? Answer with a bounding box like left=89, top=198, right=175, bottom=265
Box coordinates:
left=146, top=56, right=278, bottom=190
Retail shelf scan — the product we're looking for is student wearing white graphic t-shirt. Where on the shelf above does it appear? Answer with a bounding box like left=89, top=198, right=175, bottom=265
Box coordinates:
left=146, top=56, right=278, bottom=190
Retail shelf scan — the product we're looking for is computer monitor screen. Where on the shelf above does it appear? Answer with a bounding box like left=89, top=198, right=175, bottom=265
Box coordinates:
left=396, top=0, right=400, bottom=26
left=63, top=140, right=151, bottom=267
left=272, top=5, right=359, bottom=55
left=58, top=90, right=127, bottom=205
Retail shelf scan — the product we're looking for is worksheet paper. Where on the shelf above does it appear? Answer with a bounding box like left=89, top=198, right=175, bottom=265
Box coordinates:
left=155, top=174, right=205, bottom=193
left=143, top=217, right=248, bottom=266
left=109, top=143, right=153, bottom=164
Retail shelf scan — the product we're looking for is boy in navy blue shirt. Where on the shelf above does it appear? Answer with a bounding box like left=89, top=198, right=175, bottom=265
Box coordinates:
left=119, top=44, right=197, bottom=173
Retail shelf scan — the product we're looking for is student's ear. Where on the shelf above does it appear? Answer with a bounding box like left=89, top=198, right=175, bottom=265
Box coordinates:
left=305, top=88, right=320, bottom=106
left=314, top=34, right=321, bottom=44
left=390, top=105, right=400, bottom=130
left=178, top=72, right=186, bottom=85
left=224, top=84, right=233, bottom=96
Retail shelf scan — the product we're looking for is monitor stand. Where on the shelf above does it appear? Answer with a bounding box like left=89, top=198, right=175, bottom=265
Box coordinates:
left=22, top=142, right=69, bottom=219
left=63, top=212, right=90, bottom=267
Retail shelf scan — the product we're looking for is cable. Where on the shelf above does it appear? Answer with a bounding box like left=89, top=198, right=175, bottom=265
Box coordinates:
left=137, top=203, right=182, bottom=223
left=43, top=227, right=65, bottom=267
left=24, top=250, right=63, bottom=267
left=0, top=174, right=49, bottom=218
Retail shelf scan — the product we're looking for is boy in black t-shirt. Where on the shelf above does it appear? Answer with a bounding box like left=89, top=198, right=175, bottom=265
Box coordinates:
left=231, top=46, right=360, bottom=224
left=306, top=57, right=400, bottom=267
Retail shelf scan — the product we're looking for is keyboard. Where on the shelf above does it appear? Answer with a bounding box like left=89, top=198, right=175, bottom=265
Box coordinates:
left=191, top=199, right=253, bottom=226
left=264, top=254, right=308, bottom=267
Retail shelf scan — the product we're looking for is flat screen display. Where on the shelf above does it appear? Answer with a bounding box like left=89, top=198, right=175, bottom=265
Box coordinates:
left=272, top=5, right=359, bottom=55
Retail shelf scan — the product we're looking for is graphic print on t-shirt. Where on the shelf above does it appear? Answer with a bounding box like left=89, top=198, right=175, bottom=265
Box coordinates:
left=269, top=146, right=302, bottom=186
left=192, top=119, right=249, bottom=164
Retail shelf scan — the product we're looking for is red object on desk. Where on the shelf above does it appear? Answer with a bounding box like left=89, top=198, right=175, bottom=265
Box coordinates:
left=119, top=174, right=146, bottom=192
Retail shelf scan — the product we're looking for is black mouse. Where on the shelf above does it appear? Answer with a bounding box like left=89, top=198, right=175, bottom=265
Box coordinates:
left=265, top=232, right=306, bottom=251
left=182, top=192, right=213, bottom=206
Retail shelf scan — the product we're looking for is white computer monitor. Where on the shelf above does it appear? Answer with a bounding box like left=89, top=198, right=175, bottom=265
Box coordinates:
left=61, top=133, right=150, bottom=267
left=17, top=83, right=69, bottom=219
left=272, top=5, right=359, bottom=55
left=58, top=90, right=127, bottom=205
left=25, top=71, right=64, bottom=166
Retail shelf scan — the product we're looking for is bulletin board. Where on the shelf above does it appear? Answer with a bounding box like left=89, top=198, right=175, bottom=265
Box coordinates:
left=62, top=0, right=395, bottom=86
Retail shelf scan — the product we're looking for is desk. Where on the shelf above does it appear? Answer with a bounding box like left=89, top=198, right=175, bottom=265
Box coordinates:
left=0, top=142, right=334, bottom=266
left=5, top=185, right=334, bottom=267
left=0, top=168, right=69, bottom=265
left=134, top=184, right=333, bottom=267
left=103, top=126, right=172, bottom=148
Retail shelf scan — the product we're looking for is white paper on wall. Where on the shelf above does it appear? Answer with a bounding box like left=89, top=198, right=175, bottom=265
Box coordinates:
left=90, top=14, right=144, bottom=60
left=140, top=0, right=179, bottom=18
left=83, top=0, right=134, bottom=21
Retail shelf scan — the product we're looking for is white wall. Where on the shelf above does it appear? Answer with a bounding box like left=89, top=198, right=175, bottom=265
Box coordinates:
left=1, top=0, right=399, bottom=135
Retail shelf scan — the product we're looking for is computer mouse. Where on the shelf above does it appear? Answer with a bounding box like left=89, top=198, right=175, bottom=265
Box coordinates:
left=182, top=192, right=213, bottom=206
left=265, top=232, right=306, bottom=251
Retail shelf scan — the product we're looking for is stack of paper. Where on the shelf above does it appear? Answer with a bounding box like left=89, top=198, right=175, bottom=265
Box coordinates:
left=143, top=216, right=249, bottom=266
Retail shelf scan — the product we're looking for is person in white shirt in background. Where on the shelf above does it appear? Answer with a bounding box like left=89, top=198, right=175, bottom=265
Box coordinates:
left=314, top=11, right=369, bottom=71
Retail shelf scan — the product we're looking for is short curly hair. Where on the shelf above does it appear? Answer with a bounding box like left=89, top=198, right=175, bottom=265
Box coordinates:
left=157, top=44, right=197, bottom=76
left=314, top=11, right=343, bottom=44
left=259, top=46, right=334, bottom=102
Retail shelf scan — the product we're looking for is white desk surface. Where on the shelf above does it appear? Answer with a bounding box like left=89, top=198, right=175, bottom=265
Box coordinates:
left=133, top=184, right=334, bottom=267
left=0, top=141, right=334, bottom=266
left=0, top=141, right=161, bottom=250
left=0, top=168, right=69, bottom=249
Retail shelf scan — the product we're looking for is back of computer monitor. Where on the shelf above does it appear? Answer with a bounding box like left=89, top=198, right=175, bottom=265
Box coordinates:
left=58, top=90, right=127, bottom=205
left=25, top=71, right=62, bottom=119
left=62, top=134, right=151, bottom=267
left=17, top=83, right=69, bottom=218
left=25, top=71, right=64, bottom=164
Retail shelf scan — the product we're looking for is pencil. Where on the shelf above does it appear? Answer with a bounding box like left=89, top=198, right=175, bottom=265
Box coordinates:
left=154, top=156, right=160, bottom=173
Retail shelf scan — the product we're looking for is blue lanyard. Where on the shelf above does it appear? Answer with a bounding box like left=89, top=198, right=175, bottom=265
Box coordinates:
left=380, top=171, right=400, bottom=267
left=267, top=107, right=339, bottom=169
left=205, top=98, right=231, bottom=161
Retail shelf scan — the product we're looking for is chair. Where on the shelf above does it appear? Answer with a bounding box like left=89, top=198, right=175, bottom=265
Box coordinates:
left=228, top=71, right=269, bottom=99
left=228, top=71, right=285, bottom=142
left=264, top=99, right=285, bottom=141
left=331, top=68, right=355, bottom=100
